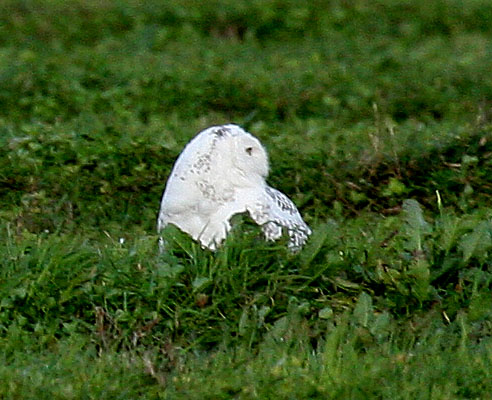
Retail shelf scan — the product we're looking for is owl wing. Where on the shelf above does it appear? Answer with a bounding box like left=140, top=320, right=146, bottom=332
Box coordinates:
left=157, top=126, right=232, bottom=232
left=159, top=184, right=254, bottom=251
left=157, top=126, right=247, bottom=250
left=246, top=185, right=311, bottom=251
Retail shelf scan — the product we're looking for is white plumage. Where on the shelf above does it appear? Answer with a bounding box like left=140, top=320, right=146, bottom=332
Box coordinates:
left=157, top=124, right=311, bottom=251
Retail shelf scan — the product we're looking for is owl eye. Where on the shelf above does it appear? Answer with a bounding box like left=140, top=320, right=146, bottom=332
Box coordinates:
left=245, top=147, right=253, bottom=155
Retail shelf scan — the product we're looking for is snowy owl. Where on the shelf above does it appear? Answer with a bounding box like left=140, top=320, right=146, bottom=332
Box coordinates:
left=157, top=124, right=311, bottom=251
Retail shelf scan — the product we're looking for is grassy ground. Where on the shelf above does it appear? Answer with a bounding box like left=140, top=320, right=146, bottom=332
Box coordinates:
left=1, top=0, right=492, bottom=398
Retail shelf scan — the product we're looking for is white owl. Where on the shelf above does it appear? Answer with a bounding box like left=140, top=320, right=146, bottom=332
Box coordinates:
left=157, top=124, right=311, bottom=251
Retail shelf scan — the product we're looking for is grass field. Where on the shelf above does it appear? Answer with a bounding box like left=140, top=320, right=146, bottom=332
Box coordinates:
left=1, top=0, right=492, bottom=398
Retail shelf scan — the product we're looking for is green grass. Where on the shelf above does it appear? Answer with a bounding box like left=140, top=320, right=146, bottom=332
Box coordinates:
left=1, top=0, right=492, bottom=398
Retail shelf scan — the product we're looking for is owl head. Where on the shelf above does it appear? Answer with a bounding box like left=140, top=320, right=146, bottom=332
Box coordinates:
left=227, top=126, right=269, bottom=180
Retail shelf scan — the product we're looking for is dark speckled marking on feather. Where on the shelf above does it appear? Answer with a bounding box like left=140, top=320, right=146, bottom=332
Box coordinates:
left=213, top=126, right=231, bottom=137
left=265, top=186, right=297, bottom=215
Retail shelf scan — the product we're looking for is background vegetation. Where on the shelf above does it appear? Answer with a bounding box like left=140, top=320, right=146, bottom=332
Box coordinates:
left=1, top=0, right=491, bottom=398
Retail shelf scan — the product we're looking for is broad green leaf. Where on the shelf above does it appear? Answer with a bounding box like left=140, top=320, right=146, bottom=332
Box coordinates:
left=458, top=221, right=492, bottom=263
left=299, top=220, right=338, bottom=268
left=318, top=306, right=334, bottom=320
left=191, top=276, right=211, bottom=291
left=353, top=292, right=373, bottom=327
left=435, top=213, right=461, bottom=253
left=402, top=199, right=432, bottom=252
left=408, top=259, right=430, bottom=301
